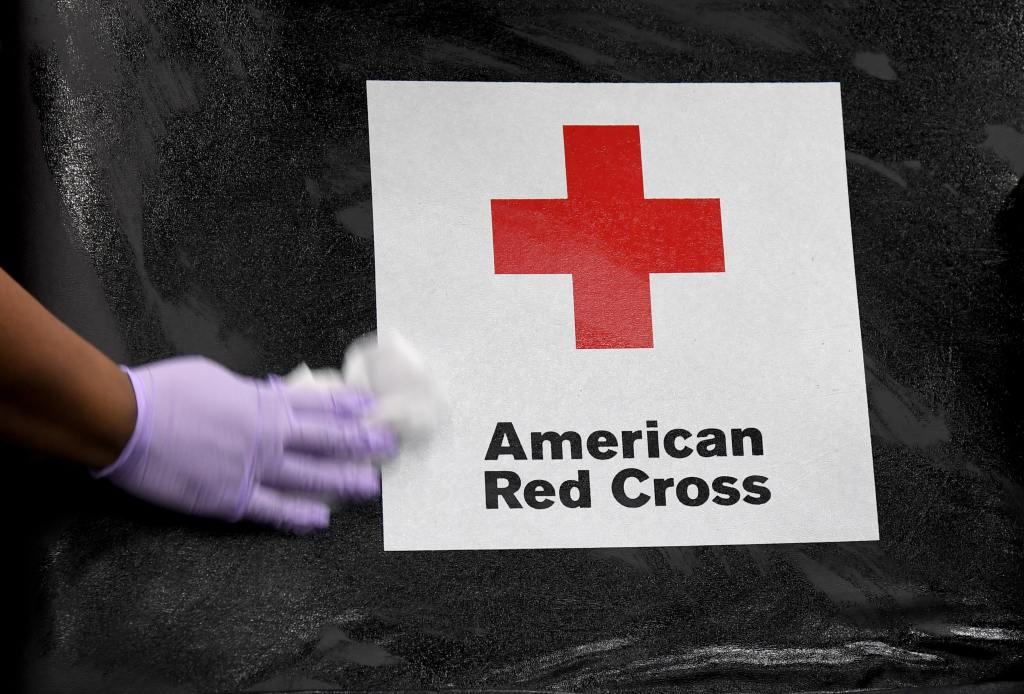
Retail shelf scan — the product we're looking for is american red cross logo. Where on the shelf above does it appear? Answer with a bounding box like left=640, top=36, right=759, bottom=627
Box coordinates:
left=491, top=125, right=725, bottom=349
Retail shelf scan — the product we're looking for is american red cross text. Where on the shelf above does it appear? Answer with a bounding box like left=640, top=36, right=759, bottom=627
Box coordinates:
left=491, top=125, right=724, bottom=349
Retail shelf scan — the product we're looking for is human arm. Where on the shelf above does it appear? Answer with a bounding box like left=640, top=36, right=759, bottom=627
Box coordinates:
left=0, top=267, right=136, bottom=469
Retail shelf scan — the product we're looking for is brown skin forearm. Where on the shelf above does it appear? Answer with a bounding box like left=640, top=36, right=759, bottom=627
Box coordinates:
left=0, top=269, right=136, bottom=469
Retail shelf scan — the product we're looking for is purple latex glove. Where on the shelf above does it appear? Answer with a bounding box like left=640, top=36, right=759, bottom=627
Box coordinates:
left=94, top=356, right=397, bottom=533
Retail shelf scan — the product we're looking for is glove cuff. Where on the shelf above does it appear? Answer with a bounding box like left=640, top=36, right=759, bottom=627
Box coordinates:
left=92, top=366, right=152, bottom=479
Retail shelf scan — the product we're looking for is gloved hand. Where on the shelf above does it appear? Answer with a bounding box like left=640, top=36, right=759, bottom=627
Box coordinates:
left=94, top=356, right=397, bottom=533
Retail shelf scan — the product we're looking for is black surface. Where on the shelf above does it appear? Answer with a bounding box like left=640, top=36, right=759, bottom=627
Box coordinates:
left=7, top=1, right=1024, bottom=692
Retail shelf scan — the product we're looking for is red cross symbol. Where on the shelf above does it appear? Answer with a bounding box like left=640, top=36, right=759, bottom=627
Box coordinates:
left=491, top=125, right=724, bottom=349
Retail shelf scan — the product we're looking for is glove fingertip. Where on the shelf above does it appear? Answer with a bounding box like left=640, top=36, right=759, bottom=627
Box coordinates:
left=337, top=466, right=377, bottom=501
left=335, top=388, right=375, bottom=416
left=290, top=504, right=331, bottom=533
left=247, top=487, right=331, bottom=533
left=362, top=470, right=382, bottom=497
left=367, top=425, right=399, bottom=459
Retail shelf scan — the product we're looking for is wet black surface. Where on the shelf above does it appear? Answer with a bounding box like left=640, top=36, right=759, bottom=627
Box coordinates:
left=5, top=1, right=1024, bottom=692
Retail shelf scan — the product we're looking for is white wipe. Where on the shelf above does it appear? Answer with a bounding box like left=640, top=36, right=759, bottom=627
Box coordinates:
left=284, top=330, right=446, bottom=446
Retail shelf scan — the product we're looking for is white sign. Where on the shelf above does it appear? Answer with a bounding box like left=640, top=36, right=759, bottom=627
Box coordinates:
left=367, top=81, right=877, bottom=550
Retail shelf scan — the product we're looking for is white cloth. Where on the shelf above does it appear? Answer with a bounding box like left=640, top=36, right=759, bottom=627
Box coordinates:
left=284, top=330, right=446, bottom=446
